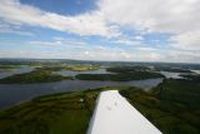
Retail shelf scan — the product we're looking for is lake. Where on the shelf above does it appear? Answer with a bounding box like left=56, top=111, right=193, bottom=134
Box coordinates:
left=0, top=78, right=163, bottom=109
left=0, top=66, right=164, bottom=109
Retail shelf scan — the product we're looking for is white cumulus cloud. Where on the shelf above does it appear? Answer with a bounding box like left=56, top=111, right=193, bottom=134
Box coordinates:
left=0, top=0, right=200, bottom=62
left=0, top=0, right=120, bottom=37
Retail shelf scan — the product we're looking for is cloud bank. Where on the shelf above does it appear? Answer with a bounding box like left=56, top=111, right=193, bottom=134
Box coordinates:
left=0, top=0, right=200, bottom=63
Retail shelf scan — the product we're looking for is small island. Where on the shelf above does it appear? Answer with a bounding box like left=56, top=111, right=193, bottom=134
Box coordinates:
left=0, top=68, right=72, bottom=84
left=76, top=66, right=164, bottom=81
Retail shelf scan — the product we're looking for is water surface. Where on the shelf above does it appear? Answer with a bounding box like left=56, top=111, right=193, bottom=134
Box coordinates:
left=160, top=71, right=183, bottom=79
left=0, top=66, right=34, bottom=79
left=0, top=78, right=163, bottom=109
left=54, top=68, right=113, bottom=77
left=191, top=70, right=200, bottom=74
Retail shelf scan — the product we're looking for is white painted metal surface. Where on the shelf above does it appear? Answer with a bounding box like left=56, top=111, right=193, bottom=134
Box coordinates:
left=87, top=90, right=162, bottom=134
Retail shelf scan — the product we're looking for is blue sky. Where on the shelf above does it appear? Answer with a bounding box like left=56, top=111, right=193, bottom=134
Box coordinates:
left=20, top=0, right=97, bottom=15
left=0, top=0, right=200, bottom=63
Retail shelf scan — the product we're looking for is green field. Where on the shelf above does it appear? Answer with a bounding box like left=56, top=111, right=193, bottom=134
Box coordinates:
left=63, top=65, right=100, bottom=71
left=39, top=64, right=100, bottom=72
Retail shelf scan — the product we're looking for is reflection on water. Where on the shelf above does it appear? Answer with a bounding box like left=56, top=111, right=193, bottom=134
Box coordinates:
left=0, top=78, right=163, bottom=109
left=160, top=71, right=183, bottom=79
left=0, top=67, right=164, bottom=109
left=53, top=68, right=113, bottom=77
left=191, top=70, right=200, bottom=75
left=0, top=66, right=34, bottom=79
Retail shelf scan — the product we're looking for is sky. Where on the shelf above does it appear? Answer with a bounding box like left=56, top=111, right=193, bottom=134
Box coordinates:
left=0, top=0, right=200, bottom=63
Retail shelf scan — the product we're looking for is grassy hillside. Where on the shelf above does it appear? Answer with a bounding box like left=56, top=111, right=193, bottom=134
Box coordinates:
left=119, top=79, right=200, bottom=134
left=0, top=90, right=99, bottom=134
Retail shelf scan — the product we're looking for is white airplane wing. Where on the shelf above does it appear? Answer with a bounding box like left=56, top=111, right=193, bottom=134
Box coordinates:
left=87, top=90, right=162, bottom=134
